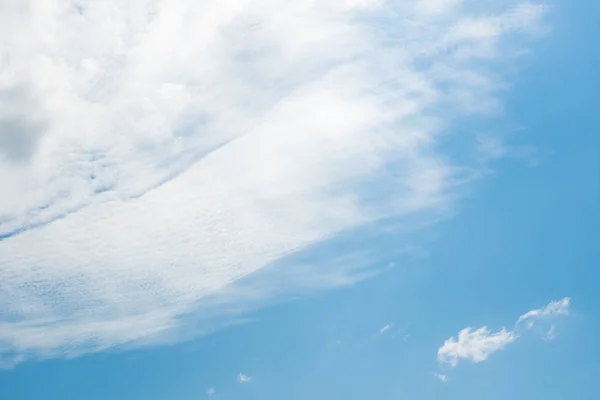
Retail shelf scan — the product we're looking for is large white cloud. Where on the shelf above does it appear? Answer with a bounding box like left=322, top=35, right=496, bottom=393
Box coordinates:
left=0, top=0, right=545, bottom=365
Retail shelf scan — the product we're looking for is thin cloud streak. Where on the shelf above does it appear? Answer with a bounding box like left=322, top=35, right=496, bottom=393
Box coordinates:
left=379, top=323, right=393, bottom=334
left=433, top=372, right=448, bottom=383
left=517, top=297, right=570, bottom=328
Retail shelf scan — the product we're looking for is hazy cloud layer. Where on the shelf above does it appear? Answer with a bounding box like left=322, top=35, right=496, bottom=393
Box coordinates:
left=0, top=0, right=545, bottom=365
left=0, top=85, right=47, bottom=164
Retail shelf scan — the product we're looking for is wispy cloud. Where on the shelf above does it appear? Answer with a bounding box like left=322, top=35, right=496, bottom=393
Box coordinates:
left=0, top=0, right=546, bottom=365
left=238, top=373, right=251, bottom=384
left=379, top=323, right=393, bottom=334
left=433, top=372, right=448, bottom=383
left=544, top=325, right=557, bottom=341
left=517, top=297, right=570, bottom=328
left=207, top=388, right=215, bottom=396
left=437, top=297, right=570, bottom=367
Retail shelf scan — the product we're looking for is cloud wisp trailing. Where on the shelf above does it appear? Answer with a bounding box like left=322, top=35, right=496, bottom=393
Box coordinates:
left=517, top=297, right=570, bottom=328
left=437, top=297, right=571, bottom=368
left=1, top=0, right=546, bottom=366
left=379, top=323, right=393, bottom=334
left=433, top=372, right=448, bottom=383
left=238, top=373, right=252, bottom=384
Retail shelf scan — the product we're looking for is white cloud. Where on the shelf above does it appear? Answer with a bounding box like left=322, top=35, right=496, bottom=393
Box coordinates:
left=437, top=327, right=517, bottom=367
left=379, top=323, right=393, bottom=334
left=517, top=297, right=570, bottom=328
left=433, top=372, right=448, bottom=383
left=238, top=373, right=251, bottom=384
left=0, top=0, right=546, bottom=365
left=438, top=298, right=571, bottom=367
left=207, top=388, right=215, bottom=396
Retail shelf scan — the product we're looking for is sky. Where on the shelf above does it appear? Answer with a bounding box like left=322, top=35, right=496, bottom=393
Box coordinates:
left=0, top=0, right=599, bottom=399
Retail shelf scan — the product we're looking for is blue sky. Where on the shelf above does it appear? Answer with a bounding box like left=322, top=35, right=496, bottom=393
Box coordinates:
left=1, top=0, right=599, bottom=399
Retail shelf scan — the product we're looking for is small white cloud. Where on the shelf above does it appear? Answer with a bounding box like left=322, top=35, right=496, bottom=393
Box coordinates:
left=517, top=297, right=570, bottom=329
left=438, top=297, right=571, bottom=368
left=207, top=388, right=215, bottom=396
left=433, top=372, right=448, bottom=383
left=238, top=373, right=251, bottom=384
left=379, top=323, right=393, bottom=334
left=438, top=327, right=517, bottom=367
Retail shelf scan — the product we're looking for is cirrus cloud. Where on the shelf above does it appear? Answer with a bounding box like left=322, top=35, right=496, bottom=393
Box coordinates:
left=0, top=0, right=546, bottom=366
